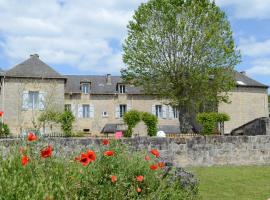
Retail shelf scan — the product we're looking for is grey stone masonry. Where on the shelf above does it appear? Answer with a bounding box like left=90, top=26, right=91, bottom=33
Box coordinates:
left=1, top=135, right=270, bottom=167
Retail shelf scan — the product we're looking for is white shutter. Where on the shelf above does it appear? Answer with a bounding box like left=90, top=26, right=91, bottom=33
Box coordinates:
left=71, top=104, right=76, bottom=116
left=151, top=105, right=155, bottom=115
left=78, top=104, right=83, bottom=118
left=162, top=105, right=167, bottom=119
left=39, top=92, right=46, bottom=110
left=115, top=105, right=120, bottom=118
left=169, top=106, right=174, bottom=119
left=22, top=91, right=29, bottom=110
left=127, top=103, right=131, bottom=111
left=90, top=104, right=94, bottom=118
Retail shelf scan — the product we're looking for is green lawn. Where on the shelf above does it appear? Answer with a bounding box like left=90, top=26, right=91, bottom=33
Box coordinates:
left=190, top=166, right=270, bottom=200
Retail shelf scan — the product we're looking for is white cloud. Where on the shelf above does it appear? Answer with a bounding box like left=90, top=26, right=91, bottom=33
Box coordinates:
left=246, top=59, right=270, bottom=75
left=215, top=0, right=270, bottom=19
left=239, top=37, right=270, bottom=57
left=0, top=0, right=147, bottom=74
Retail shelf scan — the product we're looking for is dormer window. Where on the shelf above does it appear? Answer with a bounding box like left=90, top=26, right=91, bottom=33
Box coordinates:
left=118, top=84, right=126, bottom=94
left=81, top=83, right=90, bottom=94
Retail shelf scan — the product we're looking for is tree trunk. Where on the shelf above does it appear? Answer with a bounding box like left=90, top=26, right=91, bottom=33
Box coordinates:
left=178, top=106, right=193, bottom=133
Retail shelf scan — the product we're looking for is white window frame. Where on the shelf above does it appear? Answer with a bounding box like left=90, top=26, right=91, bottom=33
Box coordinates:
left=119, top=104, right=127, bottom=118
left=81, top=83, right=90, bottom=94
left=118, top=84, right=126, bottom=94
left=155, top=105, right=162, bottom=118
left=102, top=111, right=109, bottom=118
left=173, top=107, right=179, bottom=119
left=82, top=104, right=90, bottom=118
left=65, top=104, right=71, bottom=111
left=29, top=91, right=39, bottom=110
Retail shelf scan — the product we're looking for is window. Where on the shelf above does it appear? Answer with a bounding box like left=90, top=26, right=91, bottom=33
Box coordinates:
left=81, top=83, right=90, bottom=94
left=65, top=104, right=71, bottom=111
left=102, top=111, right=108, bottom=117
left=29, top=91, right=39, bottom=109
left=82, top=105, right=90, bottom=118
left=173, top=107, right=179, bottom=118
left=119, top=104, right=127, bottom=117
left=155, top=105, right=162, bottom=118
left=118, top=84, right=125, bottom=94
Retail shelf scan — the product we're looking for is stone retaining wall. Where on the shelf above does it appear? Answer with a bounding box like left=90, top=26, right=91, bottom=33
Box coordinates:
left=1, top=135, right=270, bottom=167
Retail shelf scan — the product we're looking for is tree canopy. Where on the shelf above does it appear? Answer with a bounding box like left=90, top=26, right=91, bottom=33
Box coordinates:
left=121, top=0, right=241, bottom=132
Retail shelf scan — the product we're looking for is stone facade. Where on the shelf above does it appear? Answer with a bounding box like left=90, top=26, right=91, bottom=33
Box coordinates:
left=65, top=93, right=179, bottom=135
left=1, top=135, right=270, bottom=167
left=0, top=55, right=268, bottom=135
left=0, top=78, right=65, bottom=134
left=218, top=87, right=268, bottom=134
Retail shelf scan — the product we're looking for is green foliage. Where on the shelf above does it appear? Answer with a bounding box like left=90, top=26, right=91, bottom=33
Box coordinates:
left=0, top=140, right=197, bottom=199
left=123, top=110, right=141, bottom=137
left=196, top=112, right=230, bottom=135
left=0, top=122, right=10, bottom=136
left=141, top=112, right=158, bottom=137
left=38, top=110, right=61, bottom=123
left=123, top=110, right=158, bottom=137
left=122, top=0, right=240, bottom=132
left=58, top=110, right=75, bottom=137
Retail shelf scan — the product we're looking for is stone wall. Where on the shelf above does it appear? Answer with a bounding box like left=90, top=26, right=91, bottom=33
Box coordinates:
left=1, top=135, right=270, bottom=167
left=218, top=87, right=269, bottom=134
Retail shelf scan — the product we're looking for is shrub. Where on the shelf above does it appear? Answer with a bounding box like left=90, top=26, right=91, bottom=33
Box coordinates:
left=196, top=112, right=230, bottom=135
left=0, top=122, right=10, bottom=136
left=123, top=110, right=141, bottom=137
left=141, top=112, right=158, bottom=137
left=58, top=110, right=75, bottom=136
left=123, top=110, right=158, bottom=137
left=0, top=137, right=198, bottom=199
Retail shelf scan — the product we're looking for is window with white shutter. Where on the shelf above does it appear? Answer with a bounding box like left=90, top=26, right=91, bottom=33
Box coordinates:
left=162, top=105, right=167, bottom=119
left=78, top=105, right=83, bottom=118
left=115, top=105, right=120, bottom=118
left=22, top=91, right=29, bottom=110
left=39, top=92, right=45, bottom=110
left=90, top=105, right=94, bottom=118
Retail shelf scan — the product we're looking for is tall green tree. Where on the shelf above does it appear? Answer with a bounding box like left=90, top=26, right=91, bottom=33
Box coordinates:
left=122, top=0, right=241, bottom=133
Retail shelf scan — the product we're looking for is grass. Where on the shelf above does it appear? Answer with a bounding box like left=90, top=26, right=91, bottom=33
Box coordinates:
left=190, top=165, right=270, bottom=200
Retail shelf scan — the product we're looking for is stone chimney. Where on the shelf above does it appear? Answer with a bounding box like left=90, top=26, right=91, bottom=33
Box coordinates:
left=30, top=54, right=39, bottom=58
left=240, top=71, right=246, bottom=75
left=106, top=74, right=112, bottom=85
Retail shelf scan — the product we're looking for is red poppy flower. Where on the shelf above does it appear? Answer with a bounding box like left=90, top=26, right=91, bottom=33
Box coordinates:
left=102, top=139, right=109, bottom=145
left=21, top=155, right=29, bottom=166
left=0, top=111, right=4, bottom=117
left=104, top=150, right=114, bottom=156
left=150, top=164, right=158, bottom=170
left=40, top=145, right=53, bottom=158
left=158, top=162, right=165, bottom=168
left=86, top=150, right=96, bottom=161
left=150, top=149, right=160, bottom=158
left=137, top=187, right=142, bottom=193
left=27, top=132, right=37, bottom=142
left=145, top=155, right=150, bottom=161
left=136, top=175, right=144, bottom=182
left=80, top=153, right=91, bottom=166
left=111, top=175, right=117, bottom=183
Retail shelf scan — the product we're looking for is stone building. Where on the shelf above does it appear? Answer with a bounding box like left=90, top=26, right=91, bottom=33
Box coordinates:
left=0, top=55, right=268, bottom=135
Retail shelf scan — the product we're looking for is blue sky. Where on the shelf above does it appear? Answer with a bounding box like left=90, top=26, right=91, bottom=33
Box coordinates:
left=0, top=0, right=270, bottom=86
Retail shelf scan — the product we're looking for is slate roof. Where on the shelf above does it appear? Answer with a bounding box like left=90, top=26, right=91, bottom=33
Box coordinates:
left=4, top=54, right=65, bottom=79
left=101, top=123, right=127, bottom=133
left=234, top=71, right=268, bottom=88
left=64, top=75, right=144, bottom=94
left=64, top=71, right=268, bottom=94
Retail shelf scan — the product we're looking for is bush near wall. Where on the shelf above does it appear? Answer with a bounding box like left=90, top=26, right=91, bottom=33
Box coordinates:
left=0, top=122, right=10, bottom=136
left=196, top=112, right=230, bottom=135
left=0, top=136, right=197, bottom=199
left=123, top=110, right=158, bottom=137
